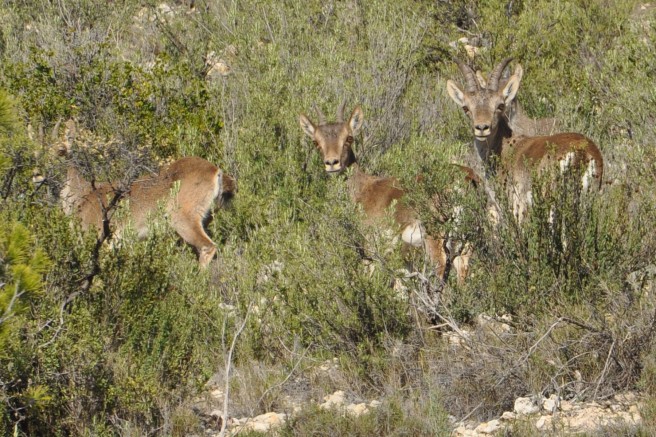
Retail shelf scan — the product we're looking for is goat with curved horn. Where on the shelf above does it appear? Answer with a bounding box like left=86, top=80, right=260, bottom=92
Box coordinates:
left=446, top=58, right=603, bottom=221
left=475, top=65, right=559, bottom=136
left=299, top=103, right=480, bottom=285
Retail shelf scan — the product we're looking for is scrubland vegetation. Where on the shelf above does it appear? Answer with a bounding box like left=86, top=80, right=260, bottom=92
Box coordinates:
left=1, top=0, right=656, bottom=435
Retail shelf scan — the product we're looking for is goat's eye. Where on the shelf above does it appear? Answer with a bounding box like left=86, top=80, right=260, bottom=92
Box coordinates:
left=312, top=140, right=320, bottom=148
left=462, top=106, right=470, bottom=114
left=345, top=136, right=354, bottom=146
left=497, top=103, right=506, bottom=111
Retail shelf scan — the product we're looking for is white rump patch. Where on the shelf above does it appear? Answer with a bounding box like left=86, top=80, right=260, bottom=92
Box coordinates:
left=559, top=152, right=576, bottom=173
left=401, top=222, right=424, bottom=247
left=582, top=159, right=598, bottom=191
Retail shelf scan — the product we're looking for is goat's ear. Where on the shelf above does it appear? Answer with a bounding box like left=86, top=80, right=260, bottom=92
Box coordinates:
left=299, top=114, right=315, bottom=138
left=513, top=64, right=524, bottom=82
left=501, top=72, right=521, bottom=104
left=348, top=106, right=364, bottom=134
left=446, top=80, right=466, bottom=107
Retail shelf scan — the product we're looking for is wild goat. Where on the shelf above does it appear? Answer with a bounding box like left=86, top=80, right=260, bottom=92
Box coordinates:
left=446, top=58, right=603, bottom=220
left=49, top=120, right=235, bottom=267
left=299, top=103, right=479, bottom=284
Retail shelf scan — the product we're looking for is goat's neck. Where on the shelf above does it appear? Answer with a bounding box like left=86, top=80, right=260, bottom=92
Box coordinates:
left=345, top=162, right=368, bottom=201
left=61, top=163, right=91, bottom=215
left=507, top=100, right=530, bottom=134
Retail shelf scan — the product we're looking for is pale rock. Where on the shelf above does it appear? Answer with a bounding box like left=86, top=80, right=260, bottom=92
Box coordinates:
left=535, top=415, right=552, bottom=430
left=514, top=397, right=539, bottom=415
left=542, top=395, right=557, bottom=412
left=321, top=390, right=346, bottom=409
left=209, top=409, right=223, bottom=419
left=248, top=421, right=271, bottom=432
left=258, top=412, right=286, bottom=426
left=500, top=411, right=515, bottom=421
left=475, top=419, right=500, bottom=434
left=369, top=400, right=382, bottom=408
left=619, top=411, right=634, bottom=423
left=318, top=358, right=339, bottom=372
left=347, top=403, right=369, bottom=416
left=560, top=400, right=574, bottom=411
left=240, top=412, right=286, bottom=433
left=475, top=314, right=511, bottom=335
left=445, top=330, right=471, bottom=348
left=566, top=407, right=605, bottom=432
left=210, top=389, right=224, bottom=400
left=453, top=426, right=480, bottom=437
left=207, top=60, right=231, bottom=78
left=464, top=45, right=479, bottom=59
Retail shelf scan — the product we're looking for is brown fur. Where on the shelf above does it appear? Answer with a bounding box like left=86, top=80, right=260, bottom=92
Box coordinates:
left=300, top=105, right=476, bottom=284
left=447, top=59, right=604, bottom=220
left=58, top=121, right=235, bottom=267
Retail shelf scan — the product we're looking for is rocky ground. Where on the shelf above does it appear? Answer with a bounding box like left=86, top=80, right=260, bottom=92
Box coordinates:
left=453, top=392, right=643, bottom=436
left=192, top=382, right=643, bottom=436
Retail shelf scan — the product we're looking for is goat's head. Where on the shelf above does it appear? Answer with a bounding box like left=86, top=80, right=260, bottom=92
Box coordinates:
left=446, top=58, right=522, bottom=141
left=299, top=102, right=363, bottom=174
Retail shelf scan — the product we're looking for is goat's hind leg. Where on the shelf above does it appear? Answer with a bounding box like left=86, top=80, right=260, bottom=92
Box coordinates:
left=172, top=212, right=217, bottom=268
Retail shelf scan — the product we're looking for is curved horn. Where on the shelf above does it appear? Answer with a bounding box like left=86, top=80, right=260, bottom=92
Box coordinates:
left=51, top=119, right=62, bottom=142
left=336, top=98, right=347, bottom=123
left=487, top=57, right=513, bottom=91
left=313, top=104, right=326, bottom=125
left=454, top=58, right=479, bottom=93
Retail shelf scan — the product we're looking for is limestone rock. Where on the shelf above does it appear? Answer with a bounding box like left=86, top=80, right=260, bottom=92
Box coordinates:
left=514, top=397, right=540, bottom=415
left=239, top=412, right=287, bottom=433
left=347, top=403, right=369, bottom=417
left=542, top=394, right=558, bottom=412
left=320, top=390, right=346, bottom=409
left=535, top=415, right=552, bottom=430
left=500, top=411, right=515, bottom=421
left=369, top=400, right=381, bottom=408
left=475, top=419, right=500, bottom=434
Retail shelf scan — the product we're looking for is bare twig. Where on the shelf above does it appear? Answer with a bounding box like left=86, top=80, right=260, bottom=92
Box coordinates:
left=218, top=303, right=252, bottom=437
left=593, top=339, right=616, bottom=400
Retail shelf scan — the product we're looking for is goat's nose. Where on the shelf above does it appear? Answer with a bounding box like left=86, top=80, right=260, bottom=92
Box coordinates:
left=475, top=124, right=490, bottom=131
left=325, top=159, right=339, bottom=166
